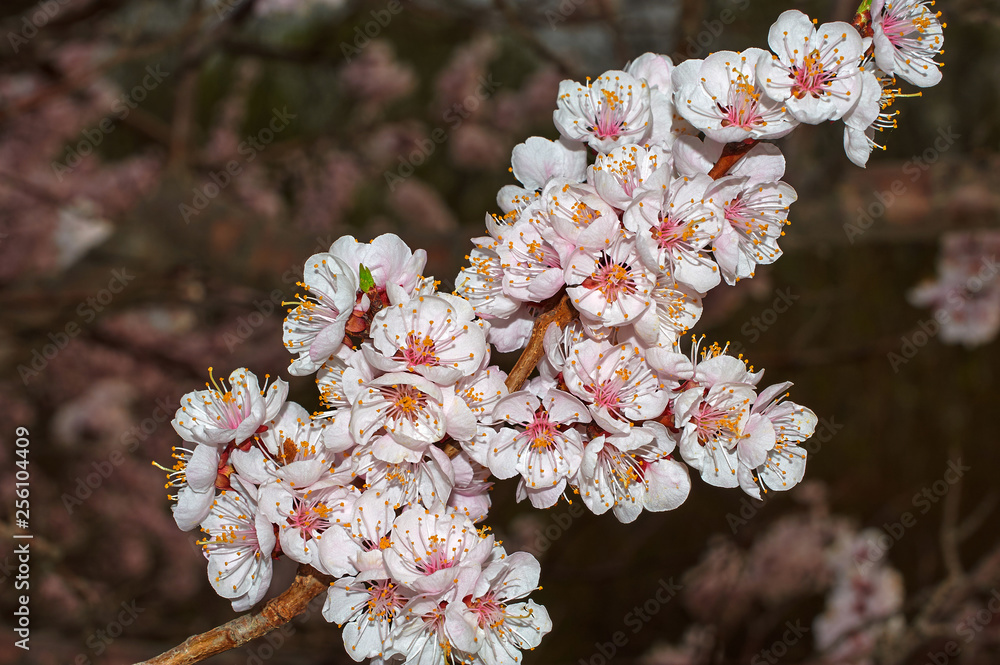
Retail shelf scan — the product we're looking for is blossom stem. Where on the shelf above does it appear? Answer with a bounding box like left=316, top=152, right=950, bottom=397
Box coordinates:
left=441, top=291, right=577, bottom=460
left=133, top=564, right=333, bottom=665
left=504, top=291, right=576, bottom=394
left=707, top=139, right=759, bottom=180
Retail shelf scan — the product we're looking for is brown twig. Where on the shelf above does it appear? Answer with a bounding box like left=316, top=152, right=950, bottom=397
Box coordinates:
left=441, top=292, right=576, bottom=460
left=940, top=446, right=964, bottom=579
left=504, top=292, right=575, bottom=394
left=134, top=564, right=331, bottom=665
left=707, top=139, right=759, bottom=180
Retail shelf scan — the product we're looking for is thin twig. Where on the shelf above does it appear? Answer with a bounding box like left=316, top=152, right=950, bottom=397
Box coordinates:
left=940, top=445, right=964, bottom=579
left=955, top=491, right=998, bottom=542
left=707, top=140, right=759, bottom=180
left=134, top=565, right=331, bottom=665
left=504, top=292, right=575, bottom=393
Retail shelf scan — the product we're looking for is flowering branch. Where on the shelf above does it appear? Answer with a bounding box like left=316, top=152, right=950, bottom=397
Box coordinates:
left=135, top=565, right=332, bottom=665
left=143, top=2, right=947, bottom=665
left=139, top=293, right=576, bottom=665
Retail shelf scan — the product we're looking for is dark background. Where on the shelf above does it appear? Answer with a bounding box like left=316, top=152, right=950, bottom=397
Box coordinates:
left=0, top=0, right=998, bottom=663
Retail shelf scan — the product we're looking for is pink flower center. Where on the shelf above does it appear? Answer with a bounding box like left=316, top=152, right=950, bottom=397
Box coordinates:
left=718, top=77, right=765, bottom=129
left=380, top=384, right=428, bottom=423
left=586, top=380, right=622, bottom=415
left=402, top=332, right=440, bottom=368
left=693, top=402, right=740, bottom=445
left=365, top=580, right=406, bottom=621
left=287, top=498, right=333, bottom=537
left=467, top=592, right=506, bottom=629
left=582, top=254, right=637, bottom=304
left=653, top=212, right=702, bottom=251
left=592, top=88, right=629, bottom=139
left=790, top=50, right=836, bottom=99
left=525, top=409, right=559, bottom=450
left=418, top=535, right=454, bottom=574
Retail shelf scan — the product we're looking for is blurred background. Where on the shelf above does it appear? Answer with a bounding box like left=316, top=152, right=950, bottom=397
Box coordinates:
left=1, top=0, right=999, bottom=663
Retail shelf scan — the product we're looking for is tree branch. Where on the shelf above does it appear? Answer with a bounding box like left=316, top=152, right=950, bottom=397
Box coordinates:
left=504, top=292, right=575, bottom=393
left=135, top=131, right=756, bottom=665
left=134, top=565, right=332, bottom=665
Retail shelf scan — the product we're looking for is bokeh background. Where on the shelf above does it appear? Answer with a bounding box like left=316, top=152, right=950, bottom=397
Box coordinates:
left=1, top=0, right=999, bottom=664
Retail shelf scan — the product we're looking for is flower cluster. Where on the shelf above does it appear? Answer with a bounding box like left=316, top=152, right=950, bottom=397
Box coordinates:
left=156, top=3, right=945, bottom=663
left=161, top=232, right=552, bottom=663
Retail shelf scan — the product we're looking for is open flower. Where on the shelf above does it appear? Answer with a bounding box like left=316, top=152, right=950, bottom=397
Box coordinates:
left=490, top=214, right=565, bottom=303
left=456, top=238, right=522, bottom=320
left=589, top=144, right=672, bottom=210
left=172, top=367, right=287, bottom=447
left=710, top=160, right=797, bottom=284
left=577, top=422, right=691, bottom=523
left=460, top=549, right=553, bottom=664
left=199, top=479, right=275, bottom=611
left=625, top=174, right=723, bottom=293
left=562, top=338, right=671, bottom=434
left=259, top=483, right=358, bottom=575
left=489, top=388, right=590, bottom=508
left=742, top=381, right=816, bottom=497
left=872, top=0, right=944, bottom=88
left=554, top=70, right=653, bottom=152
left=350, top=373, right=448, bottom=462
left=388, top=589, right=481, bottom=665
left=323, top=575, right=414, bottom=662
left=631, top=276, right=703, bottom=348
left=283, top=253, right=357, bottom=376
left=757, top=10, right=865, bottom=124
left=673, top=48, right=799, bottom=142
left=565, top=231, right=656, bottom=331
left=365, top=294, right=488, bottom=385
left=673, top=349, right=770, bottom=489
left=383, top=506, right=494, bottom=594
